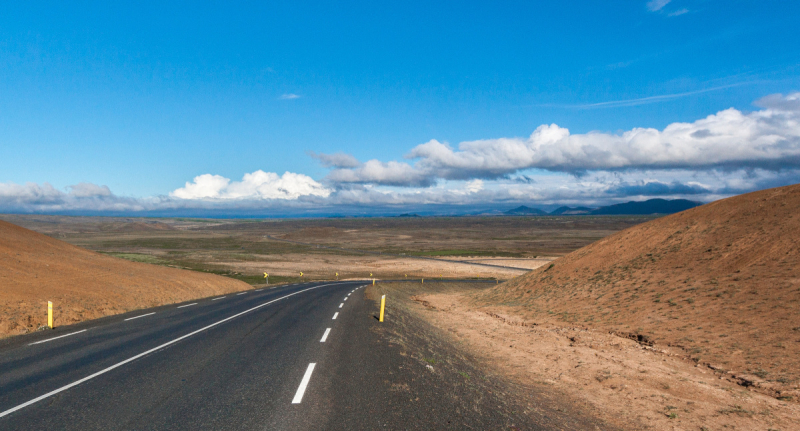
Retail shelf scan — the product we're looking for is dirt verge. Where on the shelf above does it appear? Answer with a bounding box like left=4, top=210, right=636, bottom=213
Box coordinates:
left=378, top=281, right=800, bottom=430
left=367, top=281, right=615, bottom=429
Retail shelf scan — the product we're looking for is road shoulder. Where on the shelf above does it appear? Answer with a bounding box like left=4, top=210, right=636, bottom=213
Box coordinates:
left=363, top=282, right=611, bottom=430
left=382, top=282, right=800, bottom=430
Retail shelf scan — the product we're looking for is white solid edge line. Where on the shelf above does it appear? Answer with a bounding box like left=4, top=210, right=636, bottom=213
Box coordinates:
left=292, top=363, right=316, bottom=404
left=339, top=303, right=343, bottom=308
left=28, top=330, right=87, bottom=346
left=0, top=282, right=344, bottom=419
left=320, top=328, right=331, bottom=342
left=177, top=303, right=197, bottom=309
left=124, top=312, right=155, bottom=321
left=212, top=296, right=226, bottom=301
left=332, top=312, right=338, bottom=320
left=255, top=289, right=262, bottom=291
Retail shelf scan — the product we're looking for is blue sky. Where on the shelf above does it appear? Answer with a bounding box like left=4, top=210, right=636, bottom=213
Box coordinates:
left=1, top=1, right=799, bottom=214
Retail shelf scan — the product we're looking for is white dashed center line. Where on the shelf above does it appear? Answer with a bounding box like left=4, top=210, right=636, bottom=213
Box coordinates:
left=124, top=312, right=155, bottom=321
left=332, top=312, right=338, bottom=320
left=1, top=282, right=343, bottom=418
left=28, top=330, right=87, bottom=346
left=339, top=303, right=343, bottom=308
left=177, top=303, right=197, bottom=309
left=212, top=296, right=226, bottom=301
left=320, top=328, right=331, bottom=342
left=236, top=292, right=247, bottom=295
left=292, top=363, right=316, bottom=404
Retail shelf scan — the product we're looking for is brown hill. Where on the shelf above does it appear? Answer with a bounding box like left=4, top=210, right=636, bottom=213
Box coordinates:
left=0, top=220, right=250, bottom=338
left=475, top=184, right=800, bottom=400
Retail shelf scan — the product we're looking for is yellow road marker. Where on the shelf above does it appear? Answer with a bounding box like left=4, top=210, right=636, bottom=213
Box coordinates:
left=379, top=295, right=386, bottom=322
left=47, top=301, right=53, bottom=329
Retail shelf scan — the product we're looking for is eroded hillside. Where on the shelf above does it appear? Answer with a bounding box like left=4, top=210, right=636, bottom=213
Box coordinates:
left=0, top=220, right=250, bottom=338
left=476, top=184, right=800, bottom=400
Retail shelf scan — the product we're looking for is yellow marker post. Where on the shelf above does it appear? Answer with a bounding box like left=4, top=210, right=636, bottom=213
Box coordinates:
left=47, top=301, right=53, bottom=329
left=300, top=272, right=303, bottom=279
left=264, top=272, right=269, bottom=285
left=379, top=295, right=386, bottom=322
left=335, top=272, right=338, bottom=280
left=421, top=278, right=424, bottom=284
left=372, top=278, right=375, bottom=286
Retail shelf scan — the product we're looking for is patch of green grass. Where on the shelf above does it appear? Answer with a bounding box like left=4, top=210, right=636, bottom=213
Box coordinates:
left=458, top=371, right=470, bottom=379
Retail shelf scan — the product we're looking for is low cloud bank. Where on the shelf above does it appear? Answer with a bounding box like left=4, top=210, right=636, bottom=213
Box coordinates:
left=2, top=93, right=800, bottom=215
left=320, top=92, right=800, bottom=187
left=0, top=181, right=147, bottom=213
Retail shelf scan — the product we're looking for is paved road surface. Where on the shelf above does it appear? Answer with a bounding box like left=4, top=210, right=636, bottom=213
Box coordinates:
left=0, top=280, right=568, bottom=430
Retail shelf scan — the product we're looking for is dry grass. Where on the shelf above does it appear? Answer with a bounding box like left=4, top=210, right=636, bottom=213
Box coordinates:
left=380, top=281, right=800, bottom=430
left=0, top=214, right=650, bottom=282
left=0, top=220, right=250, bottom=338
left=475, top=184, right=800, bottom=402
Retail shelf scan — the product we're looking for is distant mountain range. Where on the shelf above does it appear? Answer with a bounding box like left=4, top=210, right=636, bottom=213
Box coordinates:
left=503, top=206, right=549, bottom=215
left=549, top=206, right=593, bottom=215
left=503, top=199, right=702, bottom=216
left=589, top=199, right=701, bottom=215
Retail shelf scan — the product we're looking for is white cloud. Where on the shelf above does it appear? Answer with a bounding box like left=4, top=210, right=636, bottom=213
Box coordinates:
left=4, top=93, right=800, bottom=215
left=668, top=8, right=689, bottom=16
left=170, top=174, right=230, bottom=199
left=325, top=93, right=800, bottom=186
left=170, top=170, right=331, bottom=200
left=0, top=181, right=146, bottom=212
left=327, top=160, right=434, bottom=187
left=1, top=166, right=799, bottom=214
left=646, top=0, right=671, bottom=12
left=279, top=93, right=301, bottom=100
left=67, top=182, right=113, bottom=198
left=466, top=179, right=484, bottom=193
left=307, top=151, right=361, bottom=168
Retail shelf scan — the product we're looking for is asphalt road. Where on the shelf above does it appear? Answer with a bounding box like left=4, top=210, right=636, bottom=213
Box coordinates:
left=0, top=280, right=569, bottom=430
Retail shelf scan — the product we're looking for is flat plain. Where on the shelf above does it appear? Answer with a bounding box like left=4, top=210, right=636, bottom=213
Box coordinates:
left=0, top=214, right=653, bottom=284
